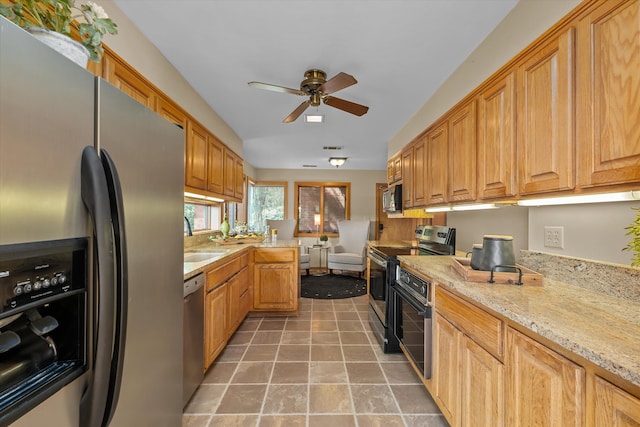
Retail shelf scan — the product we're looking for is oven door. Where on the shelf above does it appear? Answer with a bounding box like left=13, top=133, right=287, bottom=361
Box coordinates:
left=392, top=284, right=432, bottom=379
left=367, top=251, right=388, bottom=324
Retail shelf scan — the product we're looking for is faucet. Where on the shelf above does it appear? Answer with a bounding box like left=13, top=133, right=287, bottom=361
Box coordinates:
left=184, top=216, right=193, bottom=237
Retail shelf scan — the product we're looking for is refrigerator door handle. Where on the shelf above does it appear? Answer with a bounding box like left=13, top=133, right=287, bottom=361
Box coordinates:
left=80, top=146, right=116, bottom=427
left=99, top=148, right=128, bottom=426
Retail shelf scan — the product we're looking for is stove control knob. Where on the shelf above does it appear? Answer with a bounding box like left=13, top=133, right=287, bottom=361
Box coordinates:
left=33, top=281, right=42, bottom=290
left=23, top=283, right=33, bottom=293
left=42, top=278, right=51, bottom=288
left=58, top=274, right=67, bottom=284
left=421, top=285, right=426, bottom=295
left=51, top=276, right=58, bottom=286
left=13, top=286, right=23, bottom=296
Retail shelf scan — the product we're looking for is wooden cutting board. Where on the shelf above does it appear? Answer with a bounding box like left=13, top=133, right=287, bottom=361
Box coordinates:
left=451, top=257, right=543, bottom=286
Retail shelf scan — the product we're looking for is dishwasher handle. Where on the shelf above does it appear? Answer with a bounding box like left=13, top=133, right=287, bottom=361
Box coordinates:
left=184, top=274, right=205, bottom=298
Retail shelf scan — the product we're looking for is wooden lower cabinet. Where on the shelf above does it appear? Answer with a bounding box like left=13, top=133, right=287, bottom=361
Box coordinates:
left=251, top=248, right=298, bottom=313
left=204, top=283, right=227, bottom=369
left=594, top=376, right=640, bottom=427
left=434, top=312, right=504, bottom=427
left=227, top=266, right=249, bottom=338
left=506, top=327, right=585, bottom=427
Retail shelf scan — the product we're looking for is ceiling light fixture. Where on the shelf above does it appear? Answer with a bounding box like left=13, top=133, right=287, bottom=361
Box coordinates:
left=328, top=157, right=347, bottom=168
left=517, top=191, right=640, bottom=206
left=304, top=114, right=324, bottom=123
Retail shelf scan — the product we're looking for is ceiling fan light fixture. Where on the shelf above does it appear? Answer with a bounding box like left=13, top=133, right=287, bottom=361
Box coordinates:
left=329, top=157, right=347, bottom=168
left=304, top=114, right=324, bottom=123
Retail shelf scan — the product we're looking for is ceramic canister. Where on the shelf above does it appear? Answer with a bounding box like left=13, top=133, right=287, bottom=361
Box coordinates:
left=479, top=235, right=516, bottom=272
left=470, top=244, right=484, bottom=270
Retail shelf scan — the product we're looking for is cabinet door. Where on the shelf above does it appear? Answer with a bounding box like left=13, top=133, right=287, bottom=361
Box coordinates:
left=393, top=156, right=402, bottom=182
left=517, top=28, right=575, bottom=195
left=449, top=100, right=477, bottom=203
left=506, top=328, right=585, bottom=427
left=234, top=156, right=244, bottom=200
left=426, top=122, right=448, bottom=205
left=413, top=138, right=427, bottom=207
left=103, top=56, right=155, bottom=109
left=460, top=335, right=504, bottom=427
left=252, top=263, right=296, bottom=310
left=387, top=159, right=395, bottom=184
left=576, top=0, right=640, bottom=188
left=477, top=73, right=517, bottom=200
left=594, top=376, right=640, bottom=426
left=223, top=149, right=236, bottom=197
left=227, top=266, right=249, bottom=337
left=156, top=96, right=187, bottom=129
left=185, top=121, right=208, bottom=190
left=207, top=136, right=224, bottom=195
left=204, top=283, right=227, bottom=369
left=402, top=148, right=414, bottom=208
left=434, top=314, right=460, bottom=425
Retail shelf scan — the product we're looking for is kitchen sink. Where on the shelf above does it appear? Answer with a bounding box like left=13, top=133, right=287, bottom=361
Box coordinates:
left=184, top=251, right=227, bottom=263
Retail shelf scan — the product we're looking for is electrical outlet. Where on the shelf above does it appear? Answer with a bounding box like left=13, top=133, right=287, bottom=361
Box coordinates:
left=544, top=226, right=564, bottom=248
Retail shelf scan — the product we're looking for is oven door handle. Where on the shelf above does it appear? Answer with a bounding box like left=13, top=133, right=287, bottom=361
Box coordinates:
left=368, top=254, right=387, bottom=268
left=394, top=285, right=431, bottom=317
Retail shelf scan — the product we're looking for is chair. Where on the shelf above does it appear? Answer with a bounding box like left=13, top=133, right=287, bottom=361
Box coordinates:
left=327, top=220, right=370, bottom=277
left=266, top=219, right=310, bottom=275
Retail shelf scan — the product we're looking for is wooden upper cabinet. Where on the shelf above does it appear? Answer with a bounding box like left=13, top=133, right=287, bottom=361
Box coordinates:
left=223, top=149, right=236, bottom=197
left=103, top=55, right=155, bottom=109
left=477, top=73, right=517, bottom=200
left=517, top=28, right=575, bottom=195
left=185, top=120, right=208, bottom=190
left=156, top=96, right=187, bottom=129
left=413, top=138, right=427, bottom=207
left=234, top=156, right=244, bottom=200
left=448, top=100, right=477, bottom=203
left=576, top=0, right=640, bottom=188
left=426, top=122, right=448, bottom=205
left=207, top=135, right=224, bottom=195
left=387, top=153, right=402, bottom=184
left=506, top=327, right=585, bottom=427
left=402, top=147, right=414, bottom=209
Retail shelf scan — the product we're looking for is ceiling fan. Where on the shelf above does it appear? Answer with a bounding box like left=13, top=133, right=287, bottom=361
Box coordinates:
left=248, top=69, right=369, bottom=123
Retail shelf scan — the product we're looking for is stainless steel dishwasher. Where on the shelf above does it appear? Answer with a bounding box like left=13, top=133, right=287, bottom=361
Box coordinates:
left=183, top=273, right=205, bottom=407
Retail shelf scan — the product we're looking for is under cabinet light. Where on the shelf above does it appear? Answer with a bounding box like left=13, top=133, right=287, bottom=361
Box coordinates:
left=517, top=191, right=640, bottom=206
left=425, top=207, right=451, bottom=213
left=184, top=192, right=224, bottom=203
left=452, top=203, right=499, bottom=211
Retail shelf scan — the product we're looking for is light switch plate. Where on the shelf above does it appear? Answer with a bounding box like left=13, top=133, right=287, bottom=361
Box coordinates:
left=544, top=226, right=564, bottom=248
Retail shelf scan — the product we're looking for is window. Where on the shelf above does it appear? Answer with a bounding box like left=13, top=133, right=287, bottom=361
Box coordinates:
left=247, top=181, right=287, bottom=232
left=184, top=203, right=221, bottom=234
left=295, top=182, right=350, bottom=236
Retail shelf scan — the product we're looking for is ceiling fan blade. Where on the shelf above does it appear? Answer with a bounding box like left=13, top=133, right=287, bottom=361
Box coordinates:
left=248, top=81, right=305, bottom=96
left=318, top=72, right=357, bottom=95
left=323, top=96, right=369, bottom=117
left=283, top=101, right=310, bottom=123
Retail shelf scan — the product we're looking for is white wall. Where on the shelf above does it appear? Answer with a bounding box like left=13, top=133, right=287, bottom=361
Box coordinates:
left=528, top=202, right=640, bottom=265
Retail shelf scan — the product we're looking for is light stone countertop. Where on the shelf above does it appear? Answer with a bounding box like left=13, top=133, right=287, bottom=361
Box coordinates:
left=183, top=240, right=301, bottom=280
left=397, top=254, right=640, bottom=388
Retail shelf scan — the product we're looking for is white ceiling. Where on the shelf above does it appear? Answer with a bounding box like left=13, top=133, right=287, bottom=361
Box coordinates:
left=113, top=0, right=518, bottom=171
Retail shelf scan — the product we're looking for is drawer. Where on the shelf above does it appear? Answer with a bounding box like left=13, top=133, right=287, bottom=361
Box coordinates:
left=252, top=248, right=295, bottom=263
left=435, top=286, right=504, bottom=359
left=207, top=255, right=242, bottom=291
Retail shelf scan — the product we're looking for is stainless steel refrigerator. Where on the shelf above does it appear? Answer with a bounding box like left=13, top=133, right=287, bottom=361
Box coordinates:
left=0, top=17, right=184, bottom=426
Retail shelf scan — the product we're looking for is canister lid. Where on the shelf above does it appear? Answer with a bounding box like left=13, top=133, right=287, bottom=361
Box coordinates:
left=483, top=234, right=513, bottom=240
left=472, top=243, right=483, bottom=248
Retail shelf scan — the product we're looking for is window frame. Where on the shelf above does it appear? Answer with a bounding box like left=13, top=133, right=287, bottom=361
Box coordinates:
left=294, top=181, right=351, bottom=237
left=247, top=180, right=288, bottom=232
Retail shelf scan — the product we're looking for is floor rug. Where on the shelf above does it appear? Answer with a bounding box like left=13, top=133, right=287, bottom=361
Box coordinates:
left=300, top=274, right=367, bottom=299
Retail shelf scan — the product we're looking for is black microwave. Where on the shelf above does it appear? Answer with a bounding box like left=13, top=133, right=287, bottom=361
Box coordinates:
left=383, top=184, right=402, bottom=213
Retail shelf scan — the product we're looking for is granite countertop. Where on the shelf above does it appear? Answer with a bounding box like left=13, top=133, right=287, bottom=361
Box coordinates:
left=184, top=240, right=301, bottom=280
left=397, top=254, right=640, bottom=388
left=368, top=240, right=415, bottom=248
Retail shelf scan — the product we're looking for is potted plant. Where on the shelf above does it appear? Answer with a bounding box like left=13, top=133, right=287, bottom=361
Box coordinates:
left=319, top=234, right=328, bottom=244
left=624, top=207, right=640, bottom=267
left=0, top=0, right=117, bottom=63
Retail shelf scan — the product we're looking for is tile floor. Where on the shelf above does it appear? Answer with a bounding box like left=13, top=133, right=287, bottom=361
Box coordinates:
left=183, top=294, right=447, bottom=427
